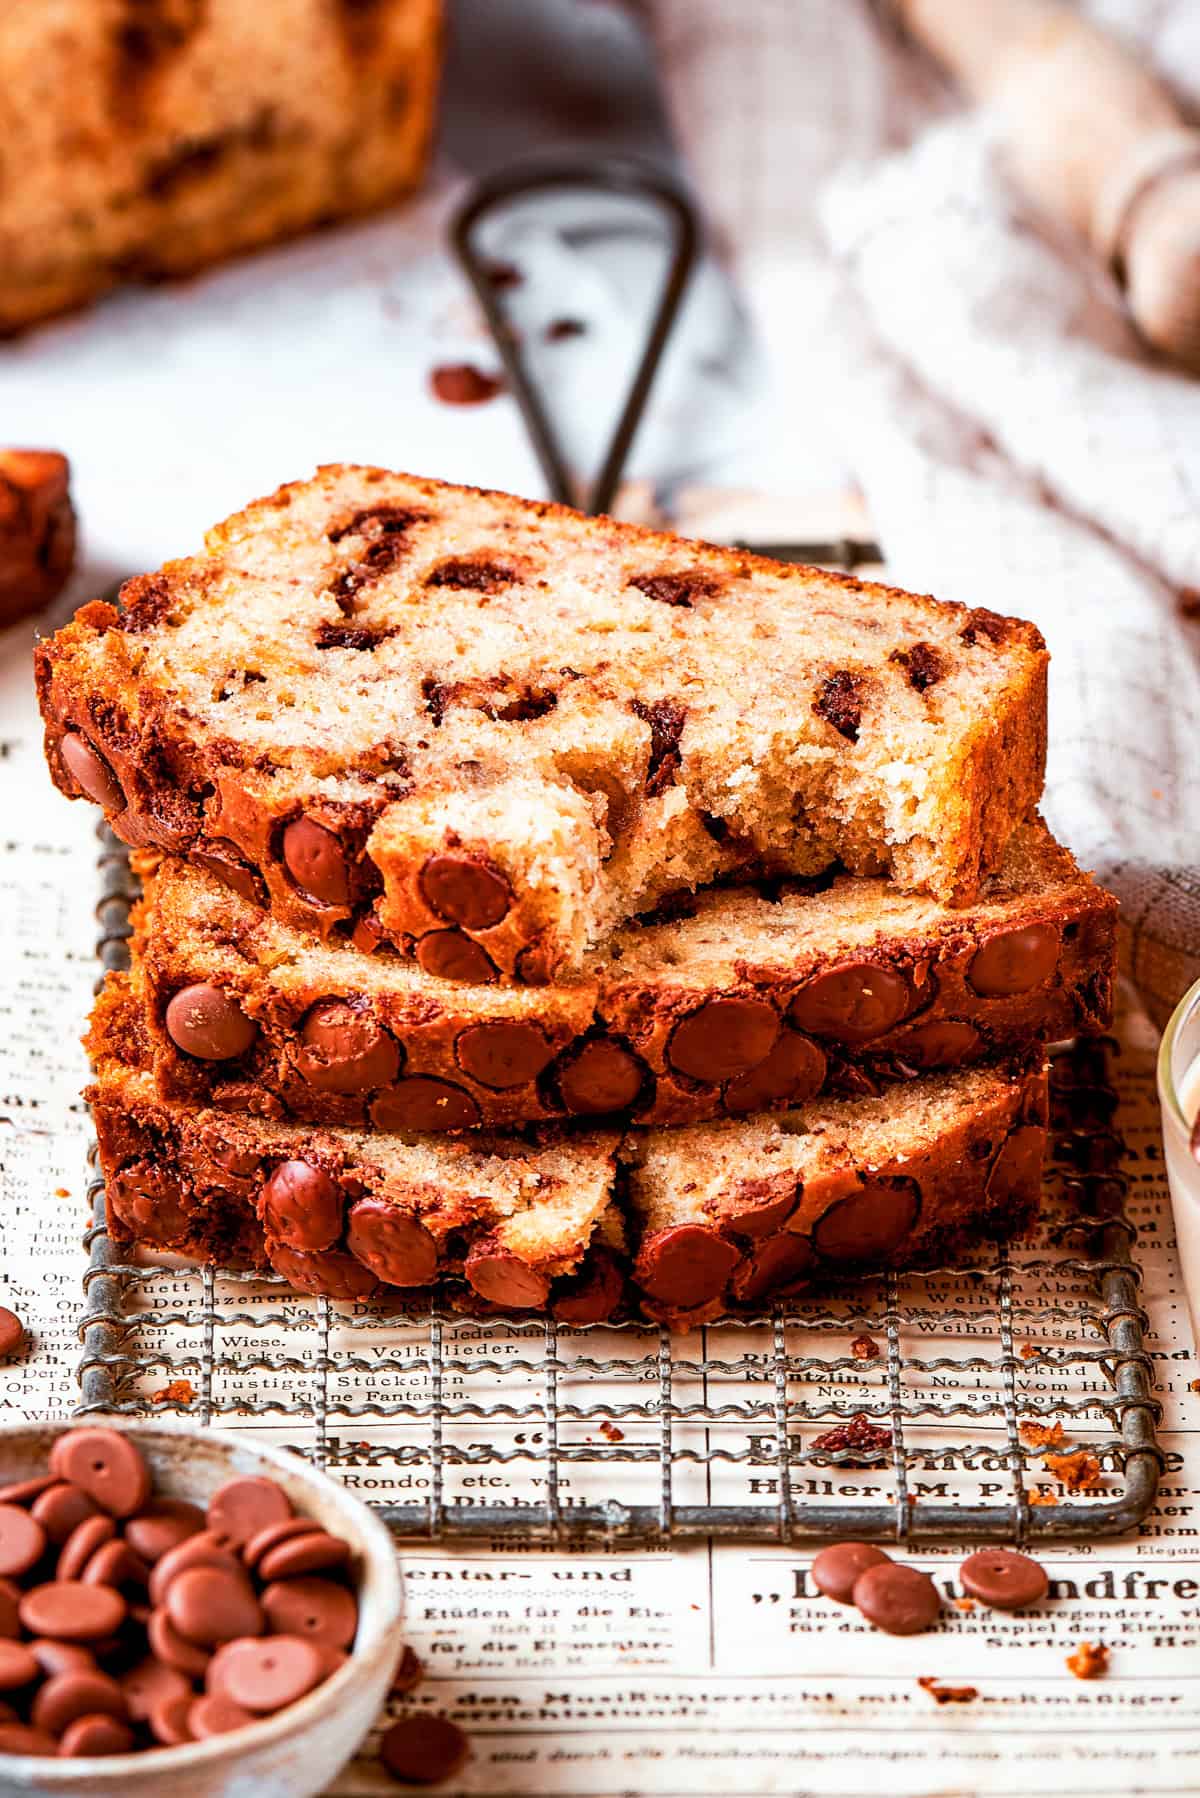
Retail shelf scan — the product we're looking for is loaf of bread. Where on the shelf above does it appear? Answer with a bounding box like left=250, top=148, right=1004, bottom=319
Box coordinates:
left=37, top=466, right=1049, bottom=982
left=130, top=818, right=1113, bottom=1129
left=89, top=978, right=1045, bottom=1325
left=0, top=451, right=75, bottom=626
left=0, top=2, right=441, bottom=333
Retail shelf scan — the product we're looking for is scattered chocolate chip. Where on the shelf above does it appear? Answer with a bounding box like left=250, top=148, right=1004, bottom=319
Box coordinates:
left=812, top=670, right=866, bottom=741
left=390, top=1644, right=424, bottom=1696
left=667, top=997, right=780, bottom=1084
left=811, top=1541, right=892, bottom=1604
left=729, top=1231, right=815, bottom=1304
left=191, top=838, right=268, bottom=909
left=551, top=1248, right=625, bottom=1326
left=891, top=1019, right=982, bottom=1070
left=985, top=1126, right=1045, bottom=1205
left=255, top=1529, right=350, bottom=1583
left=314, top=621, right=395, bottom=651
left=959, top=608, right=1013, bottom=647
left=853, top=1562, right=941, bottom=1635
left=265, top=1242, right=381, bottom=1301
left=381, top=1712, right=470, bottom=1785
left=545, top=317, right=587, bottom=342
left=423, top=555, right=516, bottom=594
left=59, top=1713, right=135, bottom=1757
left=261, top=1577, right=358, bottom=1650
left=959, top=1548, right=1048, bottom=1611
left=813, top=1177, right=921, bottom=1263
left=430, top=363, right=505, bottom=405
left=327, top=505, right=427, bottom=545
left=218, top=1635, right=324, bottom=1713
left=49, top=1427, right=150, bottom=1519
left=207, top=1478, right=292, bottom=1552
left=165, top=984, right=258, bottom=1062
left=18, top=1582, right=127, bottom=1642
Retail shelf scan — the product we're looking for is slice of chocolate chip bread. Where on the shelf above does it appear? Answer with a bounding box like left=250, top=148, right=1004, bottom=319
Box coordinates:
left=624, top=1055, right=1048, bottom=1329
left=0, top=2, right=441, bottom=333
left=38, top=466, right=1049, bottom=981
left=89, top=976, right=624, bottom=1318
left=90, top=979, right=1044, bottom=1327
left=130, top=818, right=1113, bottom=1130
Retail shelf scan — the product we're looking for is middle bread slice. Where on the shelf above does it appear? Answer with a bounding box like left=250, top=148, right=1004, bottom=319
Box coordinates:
left=125, top=817, right=1114, bottom=1132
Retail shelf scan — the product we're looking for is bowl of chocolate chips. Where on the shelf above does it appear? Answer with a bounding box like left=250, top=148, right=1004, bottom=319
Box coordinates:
left=0, top=1418, right=404, bottom=1795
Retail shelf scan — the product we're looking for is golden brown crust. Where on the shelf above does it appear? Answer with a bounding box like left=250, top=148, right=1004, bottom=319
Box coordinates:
left=0, top=2, right=442, bottom=334
left=38, top=465, right=1049, bottom=982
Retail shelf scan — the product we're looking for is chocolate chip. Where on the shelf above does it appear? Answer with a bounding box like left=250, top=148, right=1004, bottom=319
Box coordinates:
left=0, top=1640, right=38, bottom=1689
left=242, top=1519, right=318, bottom=1574
left=60, top=733, right=122, bottom=810
left=165, top=983, right=258, bottom=1062
left=729, top=1232, right=815, bottom=1303
left=27, top=1640, right=95, bottom=1678
left=813, top=1178, right=921, bottom=1262
left=57, top=1515, right=115, bottom=1582
left=811, top=1541, right=892, bottom=1604
left=49, top=1427, right=150, bottom=1519
left=81, top=1539, right=150, bottom=1592
left=959, top=1548, right=1047, bottom=1610
left=149, top=1688, right=194, bottom=1745
left=191, top=838, right=267, bottom=909
left=959, top=607, right=1013, bottom=647
left=31, top=1668, right=128, bottom=1735
left=985, top=1126, right=1044, bottom=1205
left=148, top=1532, right=242, bottom=1607
left=261, top=1577, right=357, bottom=1649
left=0, top=1475, right=53, bottom=1505
left=166, top=1565, right=264, bottom=1648
left=125, top=1501, right=206, bottom=1564
left=314, top=621, right=395, bottom=651
left=423, top=556, right=516, bottom=594
left=429, top=364, right=504, bottom=405
left=109, top=1167, right=191, bottom=1243
left=464, top=1241, right=550, bottom=1309
left=0, top=1723, right=57, bottom=1755
left=455, top=1021, right=555, bottom=1090
left=147, top=1606, right=211, bottom=1678
left=260, top=1162, right=344, bottom=1254
left=29, top=1482, right=98, bottom=1547
left=630, top=697, right=686, bottom=796
left=724, top=1031, right=826, bottom=1114
left=188, top=1692, right=257, bottom=1738
left=121, top=1656, right=192, bottom=1723
left=295, top=1000, right=401, bottom=1093
left=346, top=1198, right=438, bottom=1287
left=890, top=641, right=945, bottom=691
left=207, top=1478, right=292, bottom=1552
left=557, top=1039, right=645, bottom=1116
left=789, top=963, right=910, bottom=1042
left=967, top=924, right=1059, bottom=997
left=218, top=1635, right=324, bottom=1713
left=265, top=1242, right=381, bottom=1300
left=668, top=998, right=779, bottom=1084
left=630, top=571, right=718, bottom=609
left=545, top=316, right=587, bottom=342
left=327, top=504, right=427, bottom=545
left=282, top=817, right=351, bottom=907
left=381, top=1713, right=470, bottom=1785
left=551, top=1249, right=624, bottom=1326
left=418, top=852, right=511, bottom=930
left=0, top=1309, right=23, bottom=1360
left=892, top=1019, right=983, bottom=1069
left=853, top=1562, right=941, bottom=1635
left=59, top=1713, right=135, bottom=1757
left=255, top=1530, right=350, bottom=1583
left=415, top=930, right=498, bottom=983
left=18, top=1582, right=127, bottom=1642
left=371, top=1079, right=481, bottom=1133
left=724, top=1181, right=799, bottom=1239
left=812, top=670, right=866, bottom=741
left=634, top=1225, right=739, bottom=1308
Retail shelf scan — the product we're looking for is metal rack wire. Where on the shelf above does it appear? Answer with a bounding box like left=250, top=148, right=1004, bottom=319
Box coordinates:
left=79, top=829, right=1162, bottom=1546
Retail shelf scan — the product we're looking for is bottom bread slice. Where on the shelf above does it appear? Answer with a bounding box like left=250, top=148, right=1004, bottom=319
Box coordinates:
left=89, top=977, right=1046, bottom=1326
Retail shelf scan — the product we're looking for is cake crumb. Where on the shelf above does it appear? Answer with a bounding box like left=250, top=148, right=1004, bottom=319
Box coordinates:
left=1020, top=1419, right=1066, bottom=1449
left=1043, top=1449, right=1102, bottom=1491
left=917, top=1676, right=978, bottom=1704
left=1066, top=1641, right=1109, bottom=1680
left=599, top=1420, right=625, bottom=1442
left=151, top=1378, right=196, bottom=1405
left=1019, top=1342, right=1040, bottom=1360
left=850, top=1334, right=881, bottom=1361
left=1028, top=1488, right=1059, bottom=1507
left=54, top=1187, right=70, bottom=1198
left=811, top=1413, right=892, bottom=1466
left=1188, top=1379, right=1200, bottom=1392
left=952, top=1596, right=977, bottom=1612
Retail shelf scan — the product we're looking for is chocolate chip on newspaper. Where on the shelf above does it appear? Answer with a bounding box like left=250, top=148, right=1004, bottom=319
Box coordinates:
left=551, top=1249, right=624, bottom=1326
left=371, top=1078, right=481, bottom=1132
left=265, top=1241, right=382, bottom=1300
left=31, top=1482, right=99, bottom=1545
left=0, top=1505, right=45, bottom=1578
left=0, top=1308, right=25, bottom=1360
left=256, top=1530, right=351, bottom=1583
left=959, top=1547, right=1048, bottom=1610
left=724, top=1030, right=826, bottom=1114
left=121, top=1656, right=193, bottom=1723
left=811, top=1542, right=892, bottom=1605
left=419, top=853, right=511, bottom=930
left=415, top=929, right=498, bottom=984
left=260, top=1161, right=344, bottom=1253
left=464, top=1242, right=551, bottom=1310
left=262, top=1576, right=358, bottom=1649
left=813, top=1178, right=921, bottom=1262
left=125, top=1500, right=206, bottom=1564
left=19, top=1581, right=127, bottom=1641
left=635, top=1225, right=739, bottom=1308
left=59, top=1714, right=136, bottom=1757
left=60, top=733, right=122, bottom=811
left=207, top=1477, right=293, bottom=1551
left=166, top=1565, right=264, bottom=1647
left=853, top=1562, right=941, bottom=1635
left=789, top=963, right=910, bottom=1042
left=557, top=1040, right=644, bottom=1116
left=49, top=1427, right=151, bottom=1519
left=165, top=984, right=258, bottom=1062
left=296, top=1001, right=401, bottom=1093
left=893, top=1020, right=983, bottom=1069
left=346, top=1199, right=438, bottom=1287
left=667, top=998, right=780, bottom=1083
left=282, top=817, right=351, bottom=907
left=218, top=1635, right=325, bottom=1713
left=0, top=1641, right=39, bottom=1690
left=455, top=1021, right=555, bottom=1090
left=31, top=1668, right=128, bottom=1734
left=380, top=1714, right=470, bottom=1786
left=967, top=924, right=1058, bottom=997
left=187, top=1692, right=258, bottom=1739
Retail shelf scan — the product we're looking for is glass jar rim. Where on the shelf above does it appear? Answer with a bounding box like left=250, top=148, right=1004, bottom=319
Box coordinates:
left=1158, top=974, right=1200, bottom=1141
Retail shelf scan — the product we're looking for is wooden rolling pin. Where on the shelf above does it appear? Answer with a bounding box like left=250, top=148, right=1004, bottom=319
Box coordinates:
left=895, top=0, right=1200, bottom=372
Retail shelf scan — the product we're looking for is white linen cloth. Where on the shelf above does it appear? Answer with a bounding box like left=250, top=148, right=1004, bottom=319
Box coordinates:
left=647, top=0, right=1200, bottom=1028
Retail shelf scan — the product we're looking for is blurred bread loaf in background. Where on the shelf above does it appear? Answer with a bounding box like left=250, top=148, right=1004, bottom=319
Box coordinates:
left=0, top=0, right=442, bottom=333
left=0, top=452, right=76, bottom=627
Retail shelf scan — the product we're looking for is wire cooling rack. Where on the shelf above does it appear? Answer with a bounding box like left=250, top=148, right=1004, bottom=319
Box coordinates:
left=78, top=827, right=1162, bottom=1546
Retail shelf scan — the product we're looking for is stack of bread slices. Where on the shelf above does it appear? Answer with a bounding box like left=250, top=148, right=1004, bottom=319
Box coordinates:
left=36, top=467, right=1117, bottom=1327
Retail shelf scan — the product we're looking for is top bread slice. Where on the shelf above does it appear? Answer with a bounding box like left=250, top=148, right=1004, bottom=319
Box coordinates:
left=36, top=465, right=1049, bottom=982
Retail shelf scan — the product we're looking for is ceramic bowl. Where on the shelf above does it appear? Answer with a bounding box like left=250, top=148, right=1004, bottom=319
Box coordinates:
left=0, top=1417, right=403, bottom=1798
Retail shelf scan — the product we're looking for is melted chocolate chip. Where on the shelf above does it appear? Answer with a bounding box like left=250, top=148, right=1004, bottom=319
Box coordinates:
left=890, top=641, right=946, bottom=691
left=423, top=556, right=517, bottom=594
left=630, top=697, right=686, bottom=796
left=812, top=670, right=866, bottom=742
left=630, top=572, right=719, bottom=609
